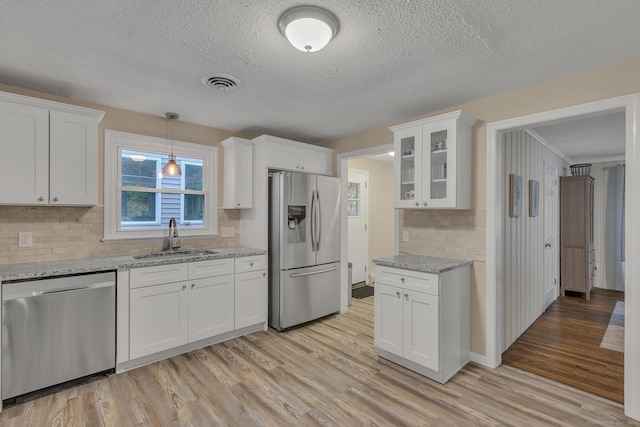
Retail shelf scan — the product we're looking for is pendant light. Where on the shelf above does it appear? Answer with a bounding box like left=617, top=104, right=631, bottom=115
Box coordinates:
left=162, top=112, right=182, bottom=177
left=278, top=6, right=339, bottom=52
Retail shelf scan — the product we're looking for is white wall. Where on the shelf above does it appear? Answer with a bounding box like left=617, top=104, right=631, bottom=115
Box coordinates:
left=502, top=130, right=567, bottom=351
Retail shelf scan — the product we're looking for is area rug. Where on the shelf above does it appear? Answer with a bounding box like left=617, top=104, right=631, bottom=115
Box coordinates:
left=600, top=301, right=624, bottom=353
left=352, top=285, right=374, bottom=299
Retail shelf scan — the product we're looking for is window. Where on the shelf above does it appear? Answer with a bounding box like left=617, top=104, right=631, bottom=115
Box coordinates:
left=347, top=181, right=360, bottom=216
left=104, top=130, right=218, bottom=241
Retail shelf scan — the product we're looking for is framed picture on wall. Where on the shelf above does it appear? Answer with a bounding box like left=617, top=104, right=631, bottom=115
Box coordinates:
left=529, top=179, right=539, bottom=217
left=509, top=174, right=522, bottom=217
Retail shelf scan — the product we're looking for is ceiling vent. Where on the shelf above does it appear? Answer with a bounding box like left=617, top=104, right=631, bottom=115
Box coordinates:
left=201, top=73, right=240, bottom=90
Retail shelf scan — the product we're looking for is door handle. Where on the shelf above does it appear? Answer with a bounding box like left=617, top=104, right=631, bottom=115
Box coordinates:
left=289, top=265, right=338, bottom=278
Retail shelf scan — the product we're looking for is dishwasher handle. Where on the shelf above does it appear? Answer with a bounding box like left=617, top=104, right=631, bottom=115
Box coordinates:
left=2, top=272, right=116, bottom=301
left=35, top=281, right=113, bottom=296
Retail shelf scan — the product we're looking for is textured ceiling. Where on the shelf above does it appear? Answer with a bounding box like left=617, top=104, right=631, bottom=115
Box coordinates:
left=2, top=1, right=640, bottom=145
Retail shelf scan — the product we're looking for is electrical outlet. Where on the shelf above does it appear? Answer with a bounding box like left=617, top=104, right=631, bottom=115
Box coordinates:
left=18, top=231, right=33, bottom=247
left=402, top=230, right=409, bottom=242
left=221, top=227, right=235, bottom=238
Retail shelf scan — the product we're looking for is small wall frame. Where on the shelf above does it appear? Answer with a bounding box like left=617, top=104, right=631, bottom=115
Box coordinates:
left=529, top=179, right=539, bottom=217
left=509, top=174, right=522, bottom=217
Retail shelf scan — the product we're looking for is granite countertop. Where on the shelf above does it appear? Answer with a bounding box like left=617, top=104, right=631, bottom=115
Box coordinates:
left=373, top=253, right=472, bottom=274
left=0, top=246, right=266, bottom=282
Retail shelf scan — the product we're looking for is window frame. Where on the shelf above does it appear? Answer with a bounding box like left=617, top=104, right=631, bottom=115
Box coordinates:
left=104, top=130, right=218, bottom=241
left=180, top=160, right=204, bottom=225
left=120, top=151, right=162, bottom=226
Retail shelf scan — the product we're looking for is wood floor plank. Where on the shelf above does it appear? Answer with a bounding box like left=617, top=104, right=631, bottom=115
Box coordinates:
left=0, top=294, right=633, bottom=426
left=502, top=288, right=625, bottom=404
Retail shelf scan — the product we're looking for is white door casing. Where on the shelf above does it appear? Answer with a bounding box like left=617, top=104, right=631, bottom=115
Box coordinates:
left=348, top=169, right=369, bottom=284
left=543, top=161, right=559, bottom=310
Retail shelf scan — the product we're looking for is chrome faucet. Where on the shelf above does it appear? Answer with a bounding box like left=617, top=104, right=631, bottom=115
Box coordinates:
left=168, top=217, right=181, bottom=251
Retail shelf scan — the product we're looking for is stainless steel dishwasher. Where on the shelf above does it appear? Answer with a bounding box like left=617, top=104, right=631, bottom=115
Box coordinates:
left=2, top=271, right=116, bottom=400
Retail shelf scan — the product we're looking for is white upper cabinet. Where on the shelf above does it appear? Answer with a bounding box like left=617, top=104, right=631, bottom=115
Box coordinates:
left=0, top=91, right=104, bottom=206
left=390, top=110, right=475, bottom=209
left=254, top=135, right=332, bottom=175
left=221, top=137, right=253, bottom=209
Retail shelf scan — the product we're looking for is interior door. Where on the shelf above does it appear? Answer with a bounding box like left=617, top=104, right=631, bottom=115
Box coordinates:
left=347, top=169, right=368, bottom=284
left=544, top=161, right=559, bottom=310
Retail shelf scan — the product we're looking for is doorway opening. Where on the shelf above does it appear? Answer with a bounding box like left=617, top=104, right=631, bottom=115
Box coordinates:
left=337, top=144, right=397, bottom=309
left=486, top=93, right=639, bottom=418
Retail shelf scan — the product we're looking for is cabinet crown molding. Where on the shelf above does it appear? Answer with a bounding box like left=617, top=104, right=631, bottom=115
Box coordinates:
left=389, top=110, right=475, bottom=132
left=0, top=90, right=105, bottom=121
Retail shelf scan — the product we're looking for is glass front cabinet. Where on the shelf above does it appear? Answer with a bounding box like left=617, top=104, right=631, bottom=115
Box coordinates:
left=391, top=110, right=475, bottom=209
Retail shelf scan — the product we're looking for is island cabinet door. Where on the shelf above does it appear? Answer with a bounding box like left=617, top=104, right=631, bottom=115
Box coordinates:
left=374, top=283, right=404, bottom=355
left=403, top=290, right=439, bottom=371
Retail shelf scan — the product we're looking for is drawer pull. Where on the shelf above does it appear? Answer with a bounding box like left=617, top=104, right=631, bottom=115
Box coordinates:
left=401, top=277, right=405, bottom=283
left=396, top=291, right=400, bottom=298
left=191, top=283, right=195, bottom=289
left=404, top=293, right=409, bottom=300
left=182, top=284, right=187, bottom=290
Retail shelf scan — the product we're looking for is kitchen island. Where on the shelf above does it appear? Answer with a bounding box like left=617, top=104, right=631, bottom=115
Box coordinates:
left=373, top=254, right=471, bottom=384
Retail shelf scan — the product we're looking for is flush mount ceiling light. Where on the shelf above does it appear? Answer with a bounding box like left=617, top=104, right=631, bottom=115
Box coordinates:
left=278, top=6, right=339, bottom=52
left=162, top=112, right=182, bottom=177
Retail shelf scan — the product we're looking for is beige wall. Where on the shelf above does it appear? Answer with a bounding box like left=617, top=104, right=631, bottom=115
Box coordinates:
left=347, top=158, right=395, bottom=278
left=321, top=57, right=640, bottom=357
left=0, top=83, right=246, bottom=263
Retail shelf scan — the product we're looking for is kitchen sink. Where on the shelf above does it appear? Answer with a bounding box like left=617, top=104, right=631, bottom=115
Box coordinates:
left=133, top=249, right=219, bottom=259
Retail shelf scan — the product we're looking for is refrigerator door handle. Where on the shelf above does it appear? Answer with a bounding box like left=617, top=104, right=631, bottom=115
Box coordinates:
left=289, top=265, right=338, bottom=278
left=310, top=189, right=317, bottom=251
left=315, top=189, right=322, bottom=251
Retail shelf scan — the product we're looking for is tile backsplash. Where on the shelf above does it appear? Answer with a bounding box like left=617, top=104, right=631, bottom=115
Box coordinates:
left=0, top=206, right=240, bottom=264
left=399, top=209, right=486, bottom=262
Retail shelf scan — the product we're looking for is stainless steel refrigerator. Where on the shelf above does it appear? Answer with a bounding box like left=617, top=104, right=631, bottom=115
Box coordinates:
left=269, top=171, right=341, bottom=331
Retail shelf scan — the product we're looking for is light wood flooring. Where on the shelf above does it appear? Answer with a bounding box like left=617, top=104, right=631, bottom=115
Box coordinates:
left=502, top=288, right=625, bottom=404
left=0, top=296, right=632, bottom=426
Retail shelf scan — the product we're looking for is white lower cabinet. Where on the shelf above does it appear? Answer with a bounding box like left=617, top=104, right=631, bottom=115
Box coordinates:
left=188, top=275, right=234, bottom=342
left=127, top=255, right=266, bottom=362
left=374, top=264, right=469, bottom=383
left=130, top=281, right=189, bottom=359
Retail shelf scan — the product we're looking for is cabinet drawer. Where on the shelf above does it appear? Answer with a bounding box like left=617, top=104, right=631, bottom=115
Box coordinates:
left=188, top=258, right=234, bottom=279
left=130, top=263, right=189, bottom=289
left=235, top=255, right=267, bottom=273
left=375, top=266, right=439, bottom=296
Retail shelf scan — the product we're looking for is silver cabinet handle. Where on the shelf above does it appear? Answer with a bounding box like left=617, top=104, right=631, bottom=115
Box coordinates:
left=182, top=284, right=187, bottom=290
left=423, top=202, right=427, bottom=207
left=262, top=272, right=266, bottom=277
left=301, top=166, right=305, bottom=170
left=52, top=197, right=59, bottom=202
left=401, top=277, right=405, bottom=283
left=191, top=283, right=195, bottom=289
left=545, top=243, right=552, bottom=248
left=38, top=196, right=45, bottom=202
left=415, top=201, right=419, bottom=206
left=237, top=203, right=240, bottom=207
left=250, top=262, right=254, bottom=267
left=404, top=293, right=409, bottom=300
left=396, top=291, right=400, bottom=298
